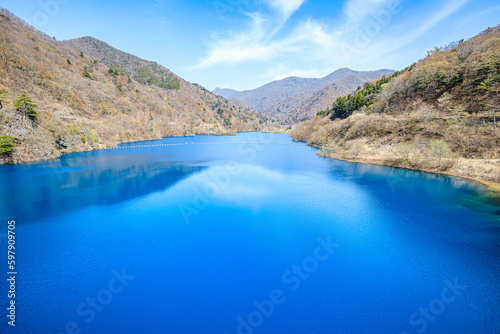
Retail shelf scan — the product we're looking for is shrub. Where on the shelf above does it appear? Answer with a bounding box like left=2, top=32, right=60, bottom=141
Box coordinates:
left=393, top=142, right=414, bottom=164
left=429, top=140, right=450, bottom=167
left=83, top=69, right=93, bottom=79
left=14, top=94, right=39, bottom=120
left=0, top=135, right=14, bottom=154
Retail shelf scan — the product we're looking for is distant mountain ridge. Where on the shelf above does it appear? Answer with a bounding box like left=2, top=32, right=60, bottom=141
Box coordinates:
left=214, top=68, right=394, bottom=123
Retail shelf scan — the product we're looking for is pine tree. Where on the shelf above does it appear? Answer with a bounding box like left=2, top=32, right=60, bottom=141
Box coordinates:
left=0, top=135, right=14, bottom=154
left=14, top=94, right=39, bottom=120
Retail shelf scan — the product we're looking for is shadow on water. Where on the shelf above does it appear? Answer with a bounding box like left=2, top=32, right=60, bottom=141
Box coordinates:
left=322, top=156, right=500, bottom=217
left=0, top=151, right=206, bottom=223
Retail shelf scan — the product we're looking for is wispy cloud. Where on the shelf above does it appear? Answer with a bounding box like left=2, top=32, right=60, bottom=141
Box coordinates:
left=192, top=12, right=281, bottom=69
left=346, top=0, right=470, bottom=64
left=192, top=0, right=471, bottom=78
left=343, top=0, right=395, bottom=22
left=265, top=0, right=306, bottom=19
left=395, top=0, right=470, bottom=46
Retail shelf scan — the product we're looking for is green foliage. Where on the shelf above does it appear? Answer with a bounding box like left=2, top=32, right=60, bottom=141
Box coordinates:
left=14, top=94, right=39, bottom=119
left=133, top=65, right=180, bottom=90
left=79, top=50, right=84, bottom=57
left=116, top=82, right=123, bottom=92
left=321, top=63, right=416, bottom=119
left=0, top=135, right=14, bottom=154
left=0, top=89, right=8, bottom=109
left=81, top=135, right=86, bottom=143
left=66, top=59, right=71, bottom=65
left=108, top=62, right=126, bottom=76
left=426, top=46, right=441, bottom=56
left=488, top=185, right=500, bottom=193
left=82, top=68, right=93, bottom=79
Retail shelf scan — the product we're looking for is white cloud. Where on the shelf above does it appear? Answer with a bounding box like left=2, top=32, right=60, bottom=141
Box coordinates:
left=346, top=0, right=470, bottom=64
left=266, top=0, right=306, bottom=19
left=192, top=0, right=471, bottom=82
left=192, top=13, right=332, bottom=70
left=192, top=12, right=280, bottom=69
left=395, top=0, right=470, bottom=47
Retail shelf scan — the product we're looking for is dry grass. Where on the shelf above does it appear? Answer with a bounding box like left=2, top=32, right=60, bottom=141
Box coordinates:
left=0, top=9, right=268, bottom=164
left=292, top=108, right=500, bottom=184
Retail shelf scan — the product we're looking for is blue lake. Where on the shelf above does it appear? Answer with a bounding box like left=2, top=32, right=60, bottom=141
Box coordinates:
left=0, top=132, right=499, bottom=334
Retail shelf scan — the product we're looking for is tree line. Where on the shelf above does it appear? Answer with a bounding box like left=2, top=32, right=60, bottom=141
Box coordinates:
left=318, top=63, right=416, bottom=119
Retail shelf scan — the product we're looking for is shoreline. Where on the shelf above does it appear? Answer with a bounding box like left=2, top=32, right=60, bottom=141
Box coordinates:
left=0, top=130, right=257, bottom=166
left=3, top=132, right=499, bottom=196
left=0, top=130, right=273, bottom=166
left=314, top=150, right=500, bottom=192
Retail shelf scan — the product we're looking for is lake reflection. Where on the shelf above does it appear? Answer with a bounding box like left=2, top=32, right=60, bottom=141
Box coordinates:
left=0, top=132, right=498, bottom=334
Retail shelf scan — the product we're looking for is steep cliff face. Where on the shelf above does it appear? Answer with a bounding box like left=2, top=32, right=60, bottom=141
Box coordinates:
left=0, top=9, right=266, bottom=164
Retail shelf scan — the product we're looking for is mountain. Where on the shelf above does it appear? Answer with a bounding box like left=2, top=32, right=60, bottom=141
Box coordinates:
left=291, top=25, right=500, bottom=185
left=213, top=68, right=394, bottom=123
left=0, top=8, right=266, bottom=164
left=212, top=87, right=239, bottom=99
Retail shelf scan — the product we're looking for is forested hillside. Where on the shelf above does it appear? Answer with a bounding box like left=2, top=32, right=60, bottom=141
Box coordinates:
left=0, top=9, right=267, bottom=164
left=292, top=25, right=500, bottom=184
left=214, top=68, right=393, bottom=123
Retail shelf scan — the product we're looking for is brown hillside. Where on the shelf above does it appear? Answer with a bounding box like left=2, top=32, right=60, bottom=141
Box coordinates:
left=0, top=8, right=267, bottom=164
left=292, top=25, right=500, bottom=185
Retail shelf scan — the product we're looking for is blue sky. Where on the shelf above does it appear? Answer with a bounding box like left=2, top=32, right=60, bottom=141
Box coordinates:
left=2, top=0, right=500, bottom=91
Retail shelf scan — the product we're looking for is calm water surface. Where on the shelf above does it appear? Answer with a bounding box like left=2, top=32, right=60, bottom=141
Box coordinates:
left=0, top=132, right=499, bottom=334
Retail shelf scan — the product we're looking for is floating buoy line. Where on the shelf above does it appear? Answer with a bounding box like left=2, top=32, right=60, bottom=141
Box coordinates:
left=100, top=142, right=324, bottom=150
